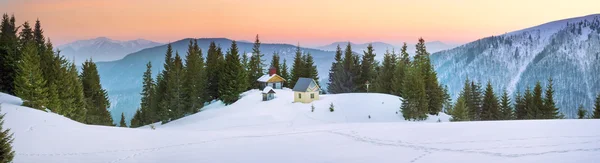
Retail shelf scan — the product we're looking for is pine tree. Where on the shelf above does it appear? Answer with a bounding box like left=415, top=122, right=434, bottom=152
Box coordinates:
left=593, top=94, right=600, bottom=119
left=0, top=14, right=20, bottom=95
left=270, top=52, right=281, bottom=75
left=523, top=87, right=534, bottom=119
left=119, top=112, right=127, bottom=127
left=289, top=45, right=304, bottom=88
left=543, top=78, right=559, bottom=119
left=14, top=42, right=48, bottom=110
left=577, top=104, right=587, bottom=119
left=248, top=35, right=264, bottom=89
left=303, top=53, right=319, bottom=86
left=205, top=42, right=224, bottom=100
left=450, top=96, right=470, bottom=122
left=374, top=49, right=396, bottom=94
left=481, top=81, right=500, bottom=120
left=358, top=44, right=376, bottom=92
left=241, top=51, right=251, bottom=91
left=499, top=89, right=514, bottom=120
left=219, top=41, right=245, bottom=105
left=167, top=51, right=185, bottom=119
left=33, top=19, right=45, bottom=52
left=40, top=41, right=61, bottom=111
left=80, top=59, right=113, bottom=126
left=61, top=62, right=87, bottom=123
left=183, top=39, right=206, bottom=115
left=280, top=59, right=290, bottom=87
left=155, top=44, right=174, bottom=122
left=468, top=81, right=483, bottom=120
left=130, top=109, right=143, bottom=128
left=531, top=81, right=544, bottom=119
left=327, top=44, right=344, bottom=94
left=392, top=44, right=410, bottom=97
left=0, top=106, right=15, bottom=163
left=514, top=91, right=527, bottom=119
left=400, top=63, right=428, bottom=121
left=18, top=21, right=34, bottom=46
left=139, top=62, right=155, bottom=124
left=413, top=38, right=444, bottom=115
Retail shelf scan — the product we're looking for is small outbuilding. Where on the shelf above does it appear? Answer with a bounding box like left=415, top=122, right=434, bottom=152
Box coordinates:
left=262, top=86, right=276, bottom=101
left=292, top=78, right=320, bottom=103
left=257, top=67, right=286, bottom=90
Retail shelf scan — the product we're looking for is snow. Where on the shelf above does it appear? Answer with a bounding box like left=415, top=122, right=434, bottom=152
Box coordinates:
left=262, top=86, right=274, bottom=94
left=1, top=91, right=599, bottom=162
left=256, top=74, right=275, bottom=82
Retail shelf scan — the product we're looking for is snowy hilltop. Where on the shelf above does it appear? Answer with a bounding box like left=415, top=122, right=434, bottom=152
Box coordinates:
left=432, top=14, right=600, bottom=118
left=57, top=37, right=162, bottom=64
left=2, top=90, right=600, bottom=162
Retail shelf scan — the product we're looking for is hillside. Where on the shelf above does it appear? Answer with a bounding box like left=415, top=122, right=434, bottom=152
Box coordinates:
left=95, top=38, right=334, bottom=122
left=431, top=14, right=600, bottom=118
left=57, top=37, right=162, bottom=64
left=2, top=91, right=599, bottom=162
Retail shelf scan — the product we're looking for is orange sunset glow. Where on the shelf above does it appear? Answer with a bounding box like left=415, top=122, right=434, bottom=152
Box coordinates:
left=1, top=0, right=599, bottom=46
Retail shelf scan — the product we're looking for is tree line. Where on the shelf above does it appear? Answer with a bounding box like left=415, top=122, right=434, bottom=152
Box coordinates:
left=130, top=36, right=319, bottom=127
left=327, top=38, right=449, bottom=121
left=447, top=77, right=600, bottom=121
left=0, top=14, right=113, bottom=126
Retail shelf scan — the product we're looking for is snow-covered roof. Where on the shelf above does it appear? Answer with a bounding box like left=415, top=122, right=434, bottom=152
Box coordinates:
left=262, top=86, right=276, bottom=94
left=257, top=74, right=274, bottom=82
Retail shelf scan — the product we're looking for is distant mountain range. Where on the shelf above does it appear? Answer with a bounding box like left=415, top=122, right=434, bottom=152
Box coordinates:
left=315, top=41, right=458, bottom=60
left=432, top=14, right=600, bottom=118
left=93, top=14, right=600, bottom=121
left=95, top=38, right=335, bottom=121
left=57, top=37, right=162, bottom=64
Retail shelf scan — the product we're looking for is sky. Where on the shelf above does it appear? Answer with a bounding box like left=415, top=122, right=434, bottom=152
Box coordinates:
left=1, top=0, right=599, bottom=47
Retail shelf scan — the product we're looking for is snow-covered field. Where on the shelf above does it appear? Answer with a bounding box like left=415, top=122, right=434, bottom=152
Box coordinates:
left=1, top=90, right=599, bottom=163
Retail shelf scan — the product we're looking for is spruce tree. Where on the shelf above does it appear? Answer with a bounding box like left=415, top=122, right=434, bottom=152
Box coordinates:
left=0, top=14, right=19, bottom=95
left=241, top=51, right=251, bottom=91
left=499, top=89, right=514, bottom=120
left=139, top=62, right=155, bottom=123
left=413, top=38, right=444, bottom=115
left=523, top=87, right=534, bottom=119
left=327, top=45, right=344, bottom=94
left=183, top=39, right=206, bottom=114
left=155, top=44, right=174, bottom=123
left=62, top=62, right=87, bottom=123
left=374, top=49, right=396, bottom=94
left=392, top=43, right=410, bottom=97
left=130, top=109, right=143, bottom=128
left=40, top=41, right=61, bottom=111
left=167, top=51, right=185, bottom=119
left=289, top=45, right=304, bottom=88
left=0, top=106, right=15, bottom=163
left=119, top=112, right=127, bottom=127
left=593, top=94, right=600, bottom=119
left=18, top=21, right=34, bottom=46
left=577, top=104, right=587, bottom=119
left=270, top=52, right=281, bottom=75
left=205, top=42, right=224, bottom=100
left=14, top=42, right=48, bottom=110
left=303, top=53, right=319, bottom=86
left=400, top=63, right=428, bottom=121
left=218, top=41, right=245, bottom=105
left=248, top=35, right=264, bottom=89
left=543, top=78, right=559, bottom=119
left=280, top=59, right=290, bottom=87
left=450, top=96, right=470, bottom=122
left=468, top=81, right=483, bottom=120
left=481, top=81, right=500, bottom=120
left=33, top=19, right=45, bottom=52
left=514, top=91, right=527, bottom=120
left=358, top=43, right=376, bottom=92
left=531, top=81, right=544, bottom=119
left=80, top=59, right=113, bottom=126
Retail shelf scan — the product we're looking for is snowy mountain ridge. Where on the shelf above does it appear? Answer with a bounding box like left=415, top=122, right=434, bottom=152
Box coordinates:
left=56, top=37, right=163, bottom=64
left=432, top=14, right=600, bottom=118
